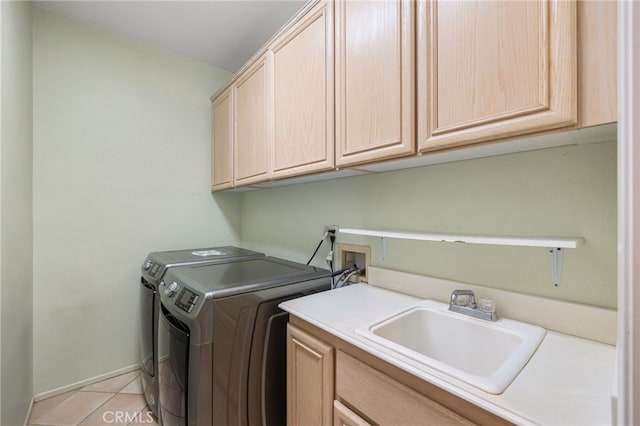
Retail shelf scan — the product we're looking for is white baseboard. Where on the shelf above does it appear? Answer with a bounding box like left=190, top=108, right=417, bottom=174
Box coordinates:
left=23, top=397, right=34, bottom=426
left=33, top=364, right=140, bottom=402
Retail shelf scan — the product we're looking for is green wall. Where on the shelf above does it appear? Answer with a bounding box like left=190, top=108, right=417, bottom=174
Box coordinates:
left=32, top=7, right=237, bottom=395
left=1, top=1, right=33, bottom=424
left=238, top=140, right=617, bottom=309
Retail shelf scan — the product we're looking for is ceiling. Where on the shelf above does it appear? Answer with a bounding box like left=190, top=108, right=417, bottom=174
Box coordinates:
left=33, top=0, right=307, bottom=73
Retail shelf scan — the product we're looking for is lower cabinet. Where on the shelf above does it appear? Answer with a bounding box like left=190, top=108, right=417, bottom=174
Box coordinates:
left=287, top=319, right=513, bottom=426
left=287, top=324, right=334, bottom=426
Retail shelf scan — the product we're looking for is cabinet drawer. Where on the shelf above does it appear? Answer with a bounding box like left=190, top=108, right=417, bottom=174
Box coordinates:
left=336, top=350, right=473, bottom=425
left=334, top=400, right=371, bottom=426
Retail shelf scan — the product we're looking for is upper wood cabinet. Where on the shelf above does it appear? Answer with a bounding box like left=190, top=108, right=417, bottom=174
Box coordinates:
left=578, top=0, right=617, bottom=127
left=417, top=0, right=578, bottom=152
left=335, top=0, right=415, bottom=167
left=211, top=0, right=614, bottom=191
left=233, top=55, right=271, bottom=186
left=270, top=0, right=335, bottom=179
left=211, top=88, right=233, bottom=191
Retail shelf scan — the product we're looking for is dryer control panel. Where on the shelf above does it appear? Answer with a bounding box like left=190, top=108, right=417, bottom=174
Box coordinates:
left=160, top=280, right=200, bottom=314
left=142, top=259, right=162, bottom=278
left=175, top=288, right=199, bottom=313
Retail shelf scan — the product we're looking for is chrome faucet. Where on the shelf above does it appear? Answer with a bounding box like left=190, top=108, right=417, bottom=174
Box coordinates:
left=449, top=289, right=498, bottom=321
left=450, top=289, right=476, bottom=308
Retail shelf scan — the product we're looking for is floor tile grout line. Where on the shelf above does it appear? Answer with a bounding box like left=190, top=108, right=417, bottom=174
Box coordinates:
left=30, top=390, right=82, bottom=425
left=30, top=391, right=76, bottom=424
left=124, top=404, right=149, bottom=426
left=73, top=391, right=118, bottom=426
left=123, top=374, right=141, bottom=387
left=118, top=374, right=143, bottom=394
left=79, top=372, right=141, bottom=393
left=77, top=385, right=140, bottom=395
left=30, top=372, right=145, bottom=426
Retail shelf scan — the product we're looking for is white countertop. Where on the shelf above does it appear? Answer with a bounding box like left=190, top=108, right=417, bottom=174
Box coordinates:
left=280, top=284, right=616, bottom=426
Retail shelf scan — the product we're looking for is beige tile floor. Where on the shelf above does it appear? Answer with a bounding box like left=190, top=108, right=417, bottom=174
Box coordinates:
left=29, top=371, right=157, bottom=426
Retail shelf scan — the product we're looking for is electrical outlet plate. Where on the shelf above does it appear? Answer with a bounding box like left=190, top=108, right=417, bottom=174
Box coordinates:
left=336, top=243, right=371, bottom=282
left=324, top=224, right=338, bottom=235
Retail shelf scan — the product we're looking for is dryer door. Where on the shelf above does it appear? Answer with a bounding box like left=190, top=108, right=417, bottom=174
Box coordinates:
left=158, top=303, right=190, bottom=426
left=140, top=278, right=156, bottom=376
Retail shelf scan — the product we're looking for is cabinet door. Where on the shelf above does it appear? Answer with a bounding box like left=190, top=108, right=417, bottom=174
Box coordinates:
left=333, top=400, right=371, bottom=426
left=211, top=88, right=233, bottom=191
left=578, top=0, right=617, bottom=127
left=234, top=55, right=271, bottom=186
left=287, top=324, right=334, bottom=426
left=418, top=0, right=577, bottom=151
left=335, top=0, right=415, bottom=167
left=270, top=0, right=334, bottom=179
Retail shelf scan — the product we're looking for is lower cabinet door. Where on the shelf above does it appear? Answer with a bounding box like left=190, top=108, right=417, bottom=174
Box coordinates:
left=287, top=324, right=334, bottom=426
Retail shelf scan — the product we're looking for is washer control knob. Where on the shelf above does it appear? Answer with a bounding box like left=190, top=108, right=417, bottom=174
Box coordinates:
left=143, top=260, right=153, bottom=270
left=164, top=281, right=180, bottom=297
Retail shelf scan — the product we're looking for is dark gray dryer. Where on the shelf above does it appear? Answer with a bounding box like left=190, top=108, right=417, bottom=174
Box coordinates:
left=139, top=246, right=264, bottom=420
left=157, top=256, right=330, bottom=426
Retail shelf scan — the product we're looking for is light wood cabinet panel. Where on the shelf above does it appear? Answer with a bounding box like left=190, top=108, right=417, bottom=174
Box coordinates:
left=578, top=0, right=617, bottom=127
left=233, top=55, right=271, bottom=186
left=211, top=88, right=233, bottom=191
left=289, top=316, right=512, bottom=426
left=333, top=400, right=371, bottom=426
left=270, top=0, right=334, bottom=179
left=335, top=0, right=415, bottom=167
left=287, top=324, right=334, bottom=426
left=336, top=350, right=474, bottom=426
left=418, top=0, right=577, bottom=151
left=211, top=0, right=614, bottom=191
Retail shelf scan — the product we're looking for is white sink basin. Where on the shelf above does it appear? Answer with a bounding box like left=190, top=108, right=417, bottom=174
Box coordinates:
left=356, top=299, right=546, bottom=394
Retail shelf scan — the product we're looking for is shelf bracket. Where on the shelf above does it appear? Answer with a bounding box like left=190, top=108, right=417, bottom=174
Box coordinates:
left=381, top=237, right=388, bottom=260
left=549, top=247, right=563, bottom=287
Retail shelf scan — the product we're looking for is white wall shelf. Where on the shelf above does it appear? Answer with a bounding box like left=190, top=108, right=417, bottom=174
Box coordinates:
left=338, top=228, right=584, bottom=248
left=338, top=227, right=584, bottom=287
